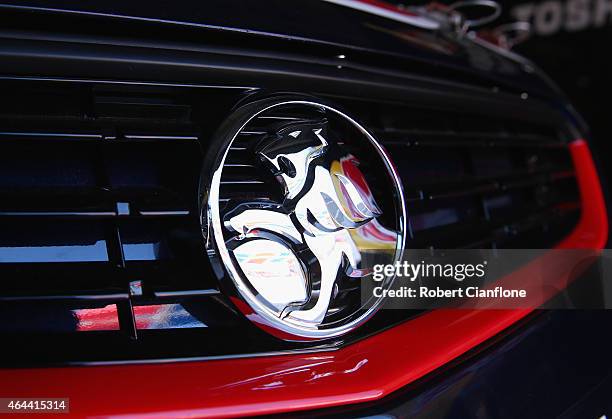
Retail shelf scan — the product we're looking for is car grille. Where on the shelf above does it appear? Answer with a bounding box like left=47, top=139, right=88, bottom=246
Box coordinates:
left=366, top=103, right=580, bottom=249
left=0, top=78, right=580, bottom=365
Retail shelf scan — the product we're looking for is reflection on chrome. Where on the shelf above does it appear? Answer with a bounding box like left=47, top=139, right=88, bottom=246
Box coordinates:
left=133, top=304, right=206, bottom=330
left=74, top=304, right=119, bottom=331
left=225, top=121, right=396, bottom=326
left=206, top=99, right=406, bottom=340
left=73, top=304, right=206, bottom=331
left=233, top=239, right=307, bottom=311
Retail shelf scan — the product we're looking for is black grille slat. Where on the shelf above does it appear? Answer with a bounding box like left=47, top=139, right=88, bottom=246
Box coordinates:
left=342, top=100, right=582, bottom=250
left=409, top=205, right=580, bottom=249
left=407, top=170, right=576, bottom=202
left=0, top=99, right=223, bottom=320
left=375, top=130, right=565, bottom=149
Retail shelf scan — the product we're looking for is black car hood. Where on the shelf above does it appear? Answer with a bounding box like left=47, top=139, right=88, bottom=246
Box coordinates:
left=0, top=0, right=564, bottom=100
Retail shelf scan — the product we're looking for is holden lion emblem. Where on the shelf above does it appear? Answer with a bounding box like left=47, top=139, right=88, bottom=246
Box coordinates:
left=202, top=98, right=405, bottom=340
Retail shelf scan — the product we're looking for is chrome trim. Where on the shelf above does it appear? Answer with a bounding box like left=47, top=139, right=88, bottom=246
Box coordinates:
left=449, top=0, right=502, bottom=30
left=129, top=280, right=143, bottom=297
left=123, top=135, right=199, bottom=141
left=138, top=210, right=191, bottom=216
left=202, top=97, right=406, bottom=340
left=153, top=289, right=221, bottom=298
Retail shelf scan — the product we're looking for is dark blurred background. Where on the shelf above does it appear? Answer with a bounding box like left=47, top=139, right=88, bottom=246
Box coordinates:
left=506, top=0, right=612, bottom=195
left=473, top=1, right=612, bottom=301
left=496, top=0, right=612, bottom=187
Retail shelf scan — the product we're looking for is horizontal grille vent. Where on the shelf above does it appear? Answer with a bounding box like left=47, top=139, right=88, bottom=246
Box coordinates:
left=0, top=129, right=244, bottom=346
left=340, top=102, right=580, bottom=250
left=0, top=84, right=254, bottom=347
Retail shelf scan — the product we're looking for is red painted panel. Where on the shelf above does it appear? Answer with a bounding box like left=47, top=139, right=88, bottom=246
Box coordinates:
left=0, top=140, right=606, bottom=418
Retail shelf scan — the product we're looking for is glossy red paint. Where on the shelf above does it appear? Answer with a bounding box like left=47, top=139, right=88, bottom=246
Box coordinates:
left=0, top=140, right=606, bottom=418
left=565, top=139, right=608, bottom=249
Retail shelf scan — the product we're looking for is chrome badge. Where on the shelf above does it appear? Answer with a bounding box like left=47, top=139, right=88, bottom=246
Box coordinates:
left=201, top=97, right=405, bottom=340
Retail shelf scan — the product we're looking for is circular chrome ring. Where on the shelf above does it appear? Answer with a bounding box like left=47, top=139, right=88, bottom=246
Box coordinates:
left=200, top=96, right=407, bottom=340
left=449, top=0, right=502, bottom=29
